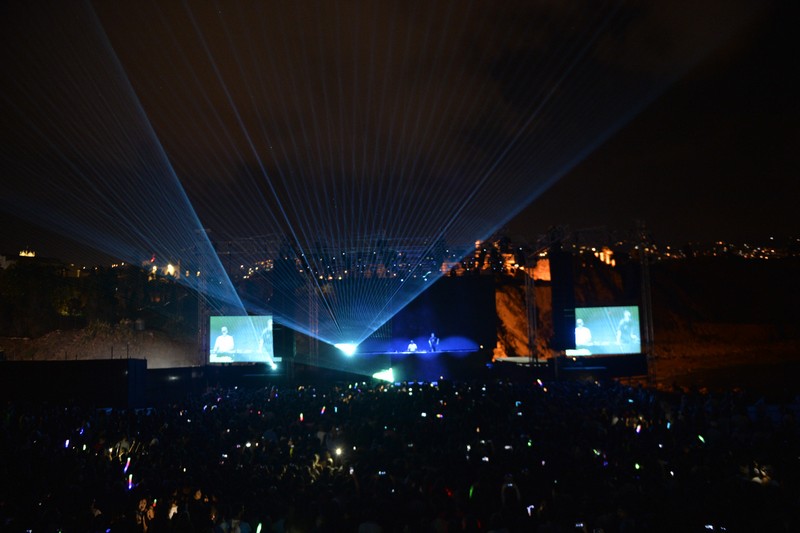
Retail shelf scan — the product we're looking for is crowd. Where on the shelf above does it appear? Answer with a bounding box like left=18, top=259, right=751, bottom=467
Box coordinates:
left=1, top=377, right=799, bottom=532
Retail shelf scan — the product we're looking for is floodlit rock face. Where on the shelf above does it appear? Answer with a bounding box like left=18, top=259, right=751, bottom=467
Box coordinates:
left=493, top=282, right=531, bottom=360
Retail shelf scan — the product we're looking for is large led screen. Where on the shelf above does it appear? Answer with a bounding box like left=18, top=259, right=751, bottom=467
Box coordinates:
left=356, top=276, right=496, bottom=356
left=566, top=305, right=641, bottom=356
left=209, top=315, right=277, bottom=366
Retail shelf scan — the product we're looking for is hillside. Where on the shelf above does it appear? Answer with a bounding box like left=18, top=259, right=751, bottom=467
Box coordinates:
left=0, top=321, right=198, bottom=369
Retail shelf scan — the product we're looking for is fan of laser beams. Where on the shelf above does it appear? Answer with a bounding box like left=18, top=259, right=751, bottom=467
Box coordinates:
left=0, top=1, right=758, bottom=348
left=0, top=1, right=246, bottom=317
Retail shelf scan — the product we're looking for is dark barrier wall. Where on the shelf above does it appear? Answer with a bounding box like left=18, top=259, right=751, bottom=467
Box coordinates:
left=558, top=354, right=648, bottom=379
left=0, top=359, right=147, bottom=408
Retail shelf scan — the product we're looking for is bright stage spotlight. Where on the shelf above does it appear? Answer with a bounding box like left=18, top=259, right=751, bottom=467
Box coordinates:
left=372, top=368, right=395, bottom=383
left=335, top=343, right=358, bottom=357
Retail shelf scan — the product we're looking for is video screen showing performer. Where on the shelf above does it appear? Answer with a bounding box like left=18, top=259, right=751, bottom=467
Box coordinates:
left=566, top=306, right=641, bottom=356
left=209, top=315, right=277, bottom=366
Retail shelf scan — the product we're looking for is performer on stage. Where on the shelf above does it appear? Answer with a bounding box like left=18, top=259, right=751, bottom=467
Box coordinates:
left=616, top=310, right=639, bottom=345
left=259, top=322, right=278, bottom=370
left=211, top=326, right=235, bottom=360
left=428, top=332, right=440, bottom=352
left=574, top=319, right=592, bottom=346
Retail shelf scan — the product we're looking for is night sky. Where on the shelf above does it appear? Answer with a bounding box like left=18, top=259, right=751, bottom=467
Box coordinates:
left=1, top=0, right=797, bottom=264
left=506, top=0, right=799, bottom=246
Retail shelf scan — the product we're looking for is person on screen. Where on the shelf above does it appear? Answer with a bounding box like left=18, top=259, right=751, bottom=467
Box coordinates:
left=428, top=332, right=440, bottom=352
left=574, top=319, right=592, bottom=346
left=616, top=310, right=638, bottom=345
left=259, top=325, right=278, bottom=370
left=407, top=339, right=418, bottom=352
left=212, top=326, right=235, bottom=359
